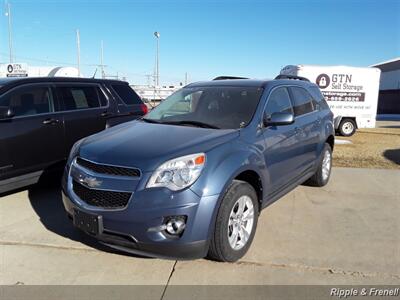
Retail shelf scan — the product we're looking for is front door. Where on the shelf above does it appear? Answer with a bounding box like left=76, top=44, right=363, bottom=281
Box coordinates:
left=0, top=83, right=65, bottom=181
left=262, top=86, right=299, bottom=195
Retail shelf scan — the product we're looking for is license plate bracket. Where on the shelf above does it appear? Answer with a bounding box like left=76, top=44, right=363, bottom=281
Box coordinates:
left=73, top=209, right=102, bottom=235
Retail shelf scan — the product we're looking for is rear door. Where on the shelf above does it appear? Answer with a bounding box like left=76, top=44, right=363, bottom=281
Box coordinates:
left=0, top=83, right=64, bottom=180
left=107, top=83, right=146, bottom=126
left=55, top=83, right=110, bottom=156
left=288, top=86, right=320, bottom=175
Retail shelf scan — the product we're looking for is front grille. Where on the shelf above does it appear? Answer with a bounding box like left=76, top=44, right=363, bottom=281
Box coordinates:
left=76, top=157, right=140, bottom=177
left=72, top=180, right=131, bottom=209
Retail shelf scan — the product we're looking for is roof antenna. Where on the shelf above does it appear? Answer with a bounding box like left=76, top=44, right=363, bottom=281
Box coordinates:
left=92, top=68, right=97, bottom=78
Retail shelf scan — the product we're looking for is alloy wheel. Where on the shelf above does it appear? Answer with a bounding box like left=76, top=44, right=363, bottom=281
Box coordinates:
left=227, top=195, right=255, bottom=250
left=322, top=149, right=332, bottom=181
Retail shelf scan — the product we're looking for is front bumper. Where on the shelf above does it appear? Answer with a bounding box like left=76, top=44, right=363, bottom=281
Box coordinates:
left=62, top=178, right=220, bottom=259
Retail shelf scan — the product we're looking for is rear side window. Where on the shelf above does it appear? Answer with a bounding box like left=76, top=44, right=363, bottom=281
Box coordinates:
left=56, top=85, right=104, bottom=111
left=111, top=84, right=142, bottom=105
left=265, top=87, right=293, bottom=115
left=0, top=85, right=54, bottom=117
left=289, top=87, right=315, bottom=116
left=308, top=86, right=330, bottom=110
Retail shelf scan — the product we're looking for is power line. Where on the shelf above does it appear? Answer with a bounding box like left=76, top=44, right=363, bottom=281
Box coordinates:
left=0, top=52, right=97, bottom=67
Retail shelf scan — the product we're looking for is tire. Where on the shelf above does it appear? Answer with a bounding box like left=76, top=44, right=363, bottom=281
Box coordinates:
left=304, top=143, right=332, bottom=187
left=207, top=180, right=259, bottom=262
left=338, top=118, right=356, bottom=136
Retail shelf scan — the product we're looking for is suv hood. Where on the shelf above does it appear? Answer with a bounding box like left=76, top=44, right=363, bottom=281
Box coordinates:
left=79, top=120, right=239, bottom=172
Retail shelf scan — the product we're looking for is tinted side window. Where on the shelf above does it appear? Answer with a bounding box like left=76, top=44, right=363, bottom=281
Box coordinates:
left=289, top=87, right=314, bottom=116
left=0, top=85, right=54, bottom=117
left=56, top=86, right=101, bottom=111
left=111, top=84, right=142, bottom=105
left=308, top=86, right=330, bottom=110
left=265, top=87, right=293, bottom=115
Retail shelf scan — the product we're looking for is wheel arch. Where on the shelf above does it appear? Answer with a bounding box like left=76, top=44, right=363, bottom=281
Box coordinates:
left=234, top=170, right=263, bottom=211
left=326, top=134, right=335, bottom=151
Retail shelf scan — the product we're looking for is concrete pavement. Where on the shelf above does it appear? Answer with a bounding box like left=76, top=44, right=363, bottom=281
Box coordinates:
left=0, top=167, right=399, bottom=291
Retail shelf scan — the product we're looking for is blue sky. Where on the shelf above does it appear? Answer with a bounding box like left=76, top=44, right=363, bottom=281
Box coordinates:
left=0, top=0, right=399, bottom=84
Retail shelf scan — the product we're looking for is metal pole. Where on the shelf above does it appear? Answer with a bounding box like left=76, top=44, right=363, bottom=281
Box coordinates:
left=76, top=29, right=81, bottom=76
left=156, top=37, right=159, bottom=86
left=101, top=40, right=105, bottom=79
left=6, top=2, right=13, bottom=63
left=153, top=73, right=156, bottom=107
left=154, top=31, right=160, bottom=87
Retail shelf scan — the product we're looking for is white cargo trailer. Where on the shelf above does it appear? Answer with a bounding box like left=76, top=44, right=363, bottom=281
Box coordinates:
left=280, top=65, right=381, bottom=136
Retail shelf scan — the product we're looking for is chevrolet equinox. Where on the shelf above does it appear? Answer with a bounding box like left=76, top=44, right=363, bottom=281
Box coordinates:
left=62, top=75, right=334, bottom=262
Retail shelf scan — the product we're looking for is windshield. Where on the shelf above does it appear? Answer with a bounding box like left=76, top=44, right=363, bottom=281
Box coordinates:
left=144, top=86, right=263, bottom=129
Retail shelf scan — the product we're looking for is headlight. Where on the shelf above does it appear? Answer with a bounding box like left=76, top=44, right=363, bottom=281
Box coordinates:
left=147, top=153, right=206, bottom=191
left=67, top=138, right=85, bottom=164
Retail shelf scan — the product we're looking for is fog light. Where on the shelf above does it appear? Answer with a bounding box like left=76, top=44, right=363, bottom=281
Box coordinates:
left=165, top=216, right=186, bottom=235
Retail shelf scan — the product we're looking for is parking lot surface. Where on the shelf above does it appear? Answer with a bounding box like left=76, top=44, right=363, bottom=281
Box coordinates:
left=1, top=168, right=399, bottom=293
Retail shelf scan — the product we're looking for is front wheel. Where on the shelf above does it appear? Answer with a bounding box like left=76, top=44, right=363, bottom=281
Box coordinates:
left=207, top=180, right=259, bottom=262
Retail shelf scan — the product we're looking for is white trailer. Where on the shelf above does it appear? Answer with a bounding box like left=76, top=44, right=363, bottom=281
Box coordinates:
left=280, top=65, right=381, bottom=136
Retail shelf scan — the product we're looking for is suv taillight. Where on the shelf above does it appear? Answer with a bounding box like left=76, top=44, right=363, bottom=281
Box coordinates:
left=140, top=104, right=148, bottom=115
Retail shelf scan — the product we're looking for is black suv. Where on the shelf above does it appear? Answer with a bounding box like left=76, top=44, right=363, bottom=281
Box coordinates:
left=0, top=77, right=147, bottom=194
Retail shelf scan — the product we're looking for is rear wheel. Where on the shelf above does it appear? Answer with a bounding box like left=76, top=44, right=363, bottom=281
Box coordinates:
left=304, top=143, right=332, bottom=187
left=208, top=180, right=259, bottom=262
left=338, top=118, right=356, bottom=136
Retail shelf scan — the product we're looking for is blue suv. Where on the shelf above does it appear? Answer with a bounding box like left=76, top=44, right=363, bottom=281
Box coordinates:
left=62, top=75, right=334, bottom=262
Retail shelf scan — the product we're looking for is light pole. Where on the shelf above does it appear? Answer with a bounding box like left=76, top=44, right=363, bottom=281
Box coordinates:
left=100, top=40, right=105, bottom=79
left=5, top=1, right=13, bottom=63
left=154, top=31, right=160, bottom=87
left=76, top=29, right=81, bottom=77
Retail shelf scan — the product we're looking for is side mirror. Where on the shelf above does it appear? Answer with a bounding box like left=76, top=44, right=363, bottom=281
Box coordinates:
left=0, top=106, right=15, bottom=120
left=263, top=112, right=294, bottom=127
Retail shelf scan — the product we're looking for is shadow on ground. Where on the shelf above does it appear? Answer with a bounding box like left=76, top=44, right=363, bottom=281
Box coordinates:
left=383, top=148, right=400, bottom=165
left=27, top=179, right=148, bottom=259
left=380, top=125, right=400, bottom=129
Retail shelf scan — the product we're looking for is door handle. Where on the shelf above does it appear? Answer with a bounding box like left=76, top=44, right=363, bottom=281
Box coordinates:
left=100, top=111, right=112, bottom=118
left=295, top=127, right=301, bottom=134
left=43, top=118, right=59, bottom=125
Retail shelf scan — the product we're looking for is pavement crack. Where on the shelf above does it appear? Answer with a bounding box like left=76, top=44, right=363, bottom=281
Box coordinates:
left=0, top=240, right=99, bottom=253
left=160, top=260, right=177, bottom=300
left=237, top=260, right=400, bottom=280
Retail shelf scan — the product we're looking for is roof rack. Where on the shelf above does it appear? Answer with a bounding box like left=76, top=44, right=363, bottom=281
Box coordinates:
left=275, top=74, right=310, bottom=82
left=213, top=76, right=249, bottom=80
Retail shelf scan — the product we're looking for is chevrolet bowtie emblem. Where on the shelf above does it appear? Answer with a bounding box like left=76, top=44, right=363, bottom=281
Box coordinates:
left=79, top=176, right=102, bottom=188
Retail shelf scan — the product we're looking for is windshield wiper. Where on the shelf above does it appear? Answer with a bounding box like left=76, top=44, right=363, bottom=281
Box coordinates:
left=162, top=120, right=220, bottom=129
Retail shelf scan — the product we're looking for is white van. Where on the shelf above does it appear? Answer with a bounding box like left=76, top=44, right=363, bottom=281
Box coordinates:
left=280, top=65, right=381, bottom=136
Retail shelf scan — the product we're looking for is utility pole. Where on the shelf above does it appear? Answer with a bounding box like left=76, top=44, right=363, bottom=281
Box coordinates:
left=100, top=40, right=105, bottom=79
left=185, top=72, right=188, bottom=85
left=154, top=32, right=160, bottom=86
left=5, top=1, right=13, bottom=63
left=76, top=29, right=81, bottom=76
left=145, top=74, right=152, bottom=86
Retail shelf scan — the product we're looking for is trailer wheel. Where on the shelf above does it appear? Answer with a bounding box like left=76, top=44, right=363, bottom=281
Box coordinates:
left=338, top=119, right=356, bottom=136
